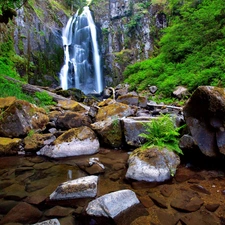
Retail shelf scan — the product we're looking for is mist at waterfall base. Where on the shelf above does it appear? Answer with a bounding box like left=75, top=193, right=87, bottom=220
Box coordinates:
left=60, top=6, right=103, bottom=95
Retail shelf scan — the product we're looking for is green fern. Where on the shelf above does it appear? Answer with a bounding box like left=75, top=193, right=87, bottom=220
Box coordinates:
left=139, top=114, right=183, bottom=154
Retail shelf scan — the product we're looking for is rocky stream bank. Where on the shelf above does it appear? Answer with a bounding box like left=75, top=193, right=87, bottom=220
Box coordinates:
left=1, top=85, right=225, bottom=224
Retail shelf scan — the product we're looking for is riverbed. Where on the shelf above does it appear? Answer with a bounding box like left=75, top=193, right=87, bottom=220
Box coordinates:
left=0, top=148, right=225, bottom=225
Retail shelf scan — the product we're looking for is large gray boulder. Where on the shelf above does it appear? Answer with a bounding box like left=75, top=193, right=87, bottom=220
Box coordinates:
left=121, top=117, right=151, bottom=147
left=183, top=86, right=225, bottom=156
left=37, top=126, right=99, bottom=158
left=91, top=117, right=123, bottom=148
left=50, top=176, right=98, bottom=200
left=86, top=189, right=140, bottom=218
left=126, top=147, right=180, bottom=182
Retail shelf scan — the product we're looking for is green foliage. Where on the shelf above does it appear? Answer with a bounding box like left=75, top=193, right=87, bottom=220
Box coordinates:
left=34, top=91, right=56, bottom=107
left=139, top=114, right=183, bottom=155
left=124, top=0, right=225, bottom=98
left=0, top=38, right=25, bottom=80
left=0, top=0, right=25, bottom=15
left=0, top=76, right=35, bottom=103
left=27, top=129, right=35, bottom=137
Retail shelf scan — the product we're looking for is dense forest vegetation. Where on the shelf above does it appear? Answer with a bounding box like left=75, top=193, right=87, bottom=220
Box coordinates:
left=124, top=0, right=225, bottom=99
left=0, top=0, right=225, bottom=104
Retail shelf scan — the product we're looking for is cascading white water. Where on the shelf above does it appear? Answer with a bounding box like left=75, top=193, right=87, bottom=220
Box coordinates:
left=59, top=6, right=103, bottom=94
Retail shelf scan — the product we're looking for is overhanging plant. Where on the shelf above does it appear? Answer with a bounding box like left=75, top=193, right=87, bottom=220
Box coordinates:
left=139, top=114, right=184, bottom=155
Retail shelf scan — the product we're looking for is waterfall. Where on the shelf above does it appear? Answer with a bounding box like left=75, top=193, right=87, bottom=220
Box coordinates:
left=60, top=6, right=103, bottom=94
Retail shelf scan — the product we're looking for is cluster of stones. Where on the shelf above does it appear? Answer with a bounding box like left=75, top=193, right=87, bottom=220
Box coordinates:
left=1, top=85, right=225, bottom=224
left=0, top=84, right=183, bottom=183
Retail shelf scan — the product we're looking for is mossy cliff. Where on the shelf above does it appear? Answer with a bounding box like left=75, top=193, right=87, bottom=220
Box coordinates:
left=0, top=0, right=70, bottom=87
left=90, top=0, right=166, bottom=87
left=0, top=0, right=166, bottom=89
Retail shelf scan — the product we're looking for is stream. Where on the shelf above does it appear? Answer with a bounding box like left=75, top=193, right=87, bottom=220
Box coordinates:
left=0, top=148, right=225, bottom=225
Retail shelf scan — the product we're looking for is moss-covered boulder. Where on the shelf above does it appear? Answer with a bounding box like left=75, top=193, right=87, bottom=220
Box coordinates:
left=126, top=147, right=180, bottom=182
left=55, top=111, right=92, bottom=130
left=91, top=117, right=123, bottom=148
left=0, top=96, right=16, bottom=109
left=95, top=101, right=136, bottom=121
left=0, top=137, right=22, bottom=155
left=57, top=99, right=89, bottom=111
left=0, top=99, right=49, bottom=138
left=24, top=133, right=56, bottom=152
left=37, top=126, right=99, bottom=158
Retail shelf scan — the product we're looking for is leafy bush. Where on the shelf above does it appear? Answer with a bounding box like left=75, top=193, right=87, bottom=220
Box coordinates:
left=139, top=114, right=183, bottom=155
left=123, top=0, right=225, bottom=98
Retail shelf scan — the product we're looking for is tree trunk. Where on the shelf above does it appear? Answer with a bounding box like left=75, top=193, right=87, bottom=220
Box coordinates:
left=4, top=76, right=69, bottom=102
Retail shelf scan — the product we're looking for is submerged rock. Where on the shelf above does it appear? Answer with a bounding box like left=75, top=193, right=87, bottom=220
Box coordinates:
left=37, top=126, right=99, bottom=158
left=86, top=189, right=140, bottom=218
left=0, top=202, right=42, bottom=224
left=126, top=147, right=180, bottom=182
left=50, top=176, right=98, bottom=200
left=33, top=218, right=60, bottom=225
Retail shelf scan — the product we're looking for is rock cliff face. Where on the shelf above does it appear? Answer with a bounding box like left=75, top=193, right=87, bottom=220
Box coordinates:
left=0, top=0, right=68, bottom=86
left=13, top=0, right=69, bottom=86
left=0, top=0, right=166, bottom=88
left=91, top=0, right=166, bottom=86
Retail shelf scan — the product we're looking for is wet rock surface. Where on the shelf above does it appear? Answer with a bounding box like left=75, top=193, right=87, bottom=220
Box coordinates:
left=0, top=149, right=225, bottom=225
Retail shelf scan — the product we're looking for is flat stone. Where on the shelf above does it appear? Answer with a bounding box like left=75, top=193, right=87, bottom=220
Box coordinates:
left=24, top=195, right=47, bottom=205
left=160, top=184, right=174, bottom=197
left=170, top=190, right=203, bottom=212
left=44, top=206, right=74, bottom=217
left=59, top=216, right=75, bottom=225
left=0, top=202, right=42, bottom=224
left=0, top=180, right=14, bottom=189
left=50, top=175, right=98, bottom=200
left=0, top=200, right=19, bottom=214
left=15, top=167, right=34, bottom=176
left=33, top=162, right=54, bottom=170
left=190, top=184, right=211, bottom=195
left=84, top=163, right=105, bottom=175
left=139, top=196, right=154, bottom=208
left=26, top=177, right=52, bottom=192
left=3, top=184, right=28, bottom=201
left=86, top=189, right=140, bottom=218
left=155, top=209, right=179, bottom=225
left=148, top=193, right=168, bottom=209
left=180, top=209, right=220, bottom=225
left=205, top=203, right=220, bottom=212
left=174, top=167, right=195, bottom=182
